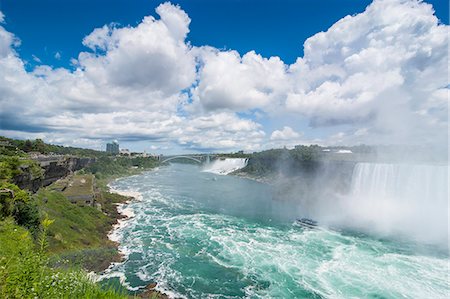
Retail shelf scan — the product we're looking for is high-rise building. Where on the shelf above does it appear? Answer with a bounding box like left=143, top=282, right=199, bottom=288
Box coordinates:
left=106, top=141, right=119, bottom=154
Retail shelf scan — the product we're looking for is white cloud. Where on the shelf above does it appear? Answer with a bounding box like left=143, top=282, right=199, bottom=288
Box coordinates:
left=0, top=0, right=447, bottom=152
left=0, top=18, right=18, bottom=57
left=32, top=54, right=41, bottom=63
left=175, top=112, right=265, bottom=151
left=192, top=48, right=288, bottom=112
left=0, top=2, right=269, bottom=152
left=189, top=0, right=448, bottom=147
left=267, top=126, right=304, bottom=149
left=270, top=126, right=302, bottom=141
left=78, top=3, right=195, bottom=96
left=284, top=0, right=448, bottom=145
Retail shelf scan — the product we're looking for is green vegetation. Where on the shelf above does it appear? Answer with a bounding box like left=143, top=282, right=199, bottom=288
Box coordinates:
left=0, top=137, right=163, bottom=298
left=84, top=156, right=159, bottom=180
left=0, top=156, right=43, bottom=183
left=21, top=158, right=45, bottom=179
left=62, top=175, right=94, bottom=197
left=0, top=181, right=131, bottom=297
left=0, top=182, right=40, bottom=233
left=0, top=136, right=107, bottom=157
left=240, top=144, right=376, bottom=176
left=36, top=190, right=113, bottom=253
left=0, top=157, right=22, bottom=181
left=0, top=219, right=128, bottom=299
left=36, top=188, right=128, bottom=272
left=217, top=151, right=251, bottom=159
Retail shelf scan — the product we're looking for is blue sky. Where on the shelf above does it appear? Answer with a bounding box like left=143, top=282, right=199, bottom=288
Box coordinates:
left=2, top=0, right=448, bottom=69
left=0, top=0, right=448, bottom=153
left=3, top=0, right=377, bottom=68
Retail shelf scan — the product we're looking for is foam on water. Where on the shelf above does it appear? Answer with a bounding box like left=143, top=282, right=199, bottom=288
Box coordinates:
left=108, top=184, right=144, bottom=202
left=106, top=183, right=144, bottom=255
left=101, top=164, right=450, bottom=299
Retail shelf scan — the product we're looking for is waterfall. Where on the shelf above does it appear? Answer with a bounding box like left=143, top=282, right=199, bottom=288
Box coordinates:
left=202, top=158, right=248, bottom=175
left=351, top=163, right=448, bottom=204
left=338, top=163, right=449, bottom=245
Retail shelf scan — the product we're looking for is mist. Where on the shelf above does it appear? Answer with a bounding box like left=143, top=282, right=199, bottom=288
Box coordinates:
left=265, top=145, right=448, bottom=248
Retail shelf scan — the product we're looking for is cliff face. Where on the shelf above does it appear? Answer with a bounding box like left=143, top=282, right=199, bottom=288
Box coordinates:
left=14, top=157, right=95, bottom=192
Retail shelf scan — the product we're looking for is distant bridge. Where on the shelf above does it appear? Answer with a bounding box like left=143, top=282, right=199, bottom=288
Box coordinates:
left=160, top=156, right=204, bottom=164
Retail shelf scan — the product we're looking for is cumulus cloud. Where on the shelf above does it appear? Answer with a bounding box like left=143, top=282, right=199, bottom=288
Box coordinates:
left=267, top=126, right=305, bottom=149
left=270, top=126, right=302, bottom=141
left=175, top=112, right=265, bottom=151
left=193, top=0, right=448, bottom=146
left=66, top=2, right=196, bottom=118
left=79, top=4, right=195, bottom=95
left=0, top=16, right=18, bottom=57
left=192, top=48, right=288, bottom=112
left=0, top=3, right=203, bottom=151
left=0, top=0, right=448, bottom=152
left=285, top=0, right=448, bottom=145
left=0, top=1, right=266, bottom=153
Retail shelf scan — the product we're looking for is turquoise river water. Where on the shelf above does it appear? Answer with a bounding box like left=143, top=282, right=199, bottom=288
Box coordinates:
left=102, top=163, right=449, bottom=299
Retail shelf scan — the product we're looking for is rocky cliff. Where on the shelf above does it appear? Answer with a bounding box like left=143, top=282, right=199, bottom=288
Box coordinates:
left=14, top=157, right=95, bottom=192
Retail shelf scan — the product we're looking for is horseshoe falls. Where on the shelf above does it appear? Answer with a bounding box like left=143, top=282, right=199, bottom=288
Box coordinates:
left=343, top=163, right=448, bottom=244
left=307, top=162, right=449, bottom=248
left=102, top=162, right=449, bottom=299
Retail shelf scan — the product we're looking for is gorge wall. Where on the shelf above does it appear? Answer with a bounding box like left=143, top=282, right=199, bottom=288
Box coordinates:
left=14, top=157, right=95, bottom=192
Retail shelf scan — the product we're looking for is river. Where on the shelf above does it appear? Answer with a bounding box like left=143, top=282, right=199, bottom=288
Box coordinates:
left=102, top=162, right=449, bottom=298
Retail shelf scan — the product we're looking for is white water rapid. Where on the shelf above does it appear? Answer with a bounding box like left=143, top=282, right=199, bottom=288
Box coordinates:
left=101, top=164, right=449, bottom=298
left=202, top=158, right=248, bottom=175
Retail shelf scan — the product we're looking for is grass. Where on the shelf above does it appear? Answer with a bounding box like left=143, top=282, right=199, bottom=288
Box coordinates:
left=35, top=188, right=128, bottom=272
left=62, top=174, right=94, bottom=197
left=37, top=190, right=113, bottom=252
left=0, top=219, right=129, bottom=299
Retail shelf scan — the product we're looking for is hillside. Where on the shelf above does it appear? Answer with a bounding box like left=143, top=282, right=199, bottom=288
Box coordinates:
left=0, top=137, right=160, bottom=298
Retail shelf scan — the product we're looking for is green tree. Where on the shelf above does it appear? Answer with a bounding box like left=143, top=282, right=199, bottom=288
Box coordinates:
left=0, top=156, right=22, bottom=181
left=34, top=139, right=47, bottom=154
left=23, top=140, right=33, bottom=152
left=0, top=183, right=40, bottom=231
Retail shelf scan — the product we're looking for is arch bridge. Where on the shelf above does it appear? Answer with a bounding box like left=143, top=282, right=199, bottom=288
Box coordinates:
left=160, top=156, right=203, bottom=164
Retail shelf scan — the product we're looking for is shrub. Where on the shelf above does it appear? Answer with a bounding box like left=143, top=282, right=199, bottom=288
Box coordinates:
left=0, top=183, right=40, bottom=232
left=0, top=156, right=22, bottom=181
left=0, top=219, right=128, bottom=299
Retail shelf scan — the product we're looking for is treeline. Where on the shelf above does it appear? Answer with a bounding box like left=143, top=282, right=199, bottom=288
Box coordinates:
left=217, top=152, right=252, bottom=159
left=243, top=146, right=321, bottom=176
left=84, top=156, right=159, bottom=179
left=241, top=144, right=374, bottom=176
left=0, top=136, right=107, bottom=157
